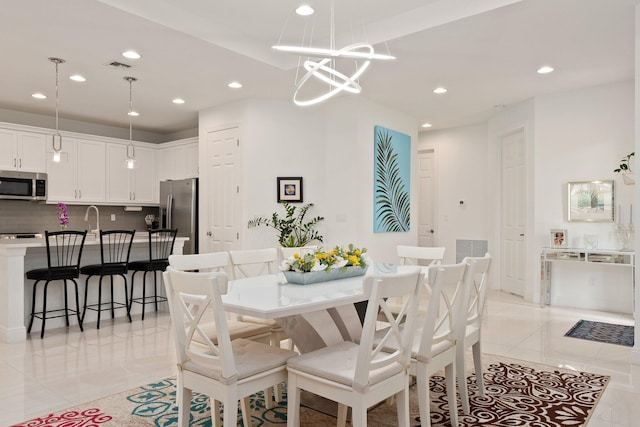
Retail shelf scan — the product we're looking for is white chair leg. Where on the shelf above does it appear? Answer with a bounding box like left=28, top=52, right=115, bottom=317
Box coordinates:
left=396, top=380, right=411, bottom=427
left=177, top=383, right=191, bottom=427
left=457, top=343, right=470, bottom=415
left=221, top=395, right=237, bottom=427
left=352, top=403, right=368, bottom=427
left=445, top=362, right=458, bottom=427
left=337, top=403, right=349, bottom=427
left=416, top=364, right=431, bottom=427
left=213, top=400, right=222, bottom=427
left=264, top=386, right=274, bottom=409
left=472, top=341, right=484, bottom=396
left=240, top=396, right=252, bottom=427
left=286, top=374, right=300, bottom=427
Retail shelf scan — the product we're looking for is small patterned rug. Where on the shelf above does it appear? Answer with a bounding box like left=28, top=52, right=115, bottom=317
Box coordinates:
left=565, top=319, right=635, bottom=347
left=12, top=354, right=609, bottom=427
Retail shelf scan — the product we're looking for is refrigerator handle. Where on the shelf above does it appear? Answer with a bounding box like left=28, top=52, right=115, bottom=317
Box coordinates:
left=167, top=194, right=174, bottom=228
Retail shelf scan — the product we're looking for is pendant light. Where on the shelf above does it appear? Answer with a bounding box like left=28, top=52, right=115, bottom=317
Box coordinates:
left=124, top=76, right=137, bottom=169
left=49, top=57, right=65, bottom=162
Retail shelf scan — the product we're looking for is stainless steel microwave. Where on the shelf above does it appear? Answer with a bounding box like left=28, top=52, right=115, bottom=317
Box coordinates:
left=0, top=171, right=47, bottom=201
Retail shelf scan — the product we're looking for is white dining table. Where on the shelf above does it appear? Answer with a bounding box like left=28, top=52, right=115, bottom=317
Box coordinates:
left=221, top=263, right=419, bottom=353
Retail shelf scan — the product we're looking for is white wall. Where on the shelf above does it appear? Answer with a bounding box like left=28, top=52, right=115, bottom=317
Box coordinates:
left=324, top=96, right=419, bottom=263
left=199, top=96, right=419, bottom=263
left=419, top=123, right=490, bottom=265
left=534, top=80, right=634, bottom=251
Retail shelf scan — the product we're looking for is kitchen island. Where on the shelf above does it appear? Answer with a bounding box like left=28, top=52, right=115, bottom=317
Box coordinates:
left=0, top=235, right=187, bottom=343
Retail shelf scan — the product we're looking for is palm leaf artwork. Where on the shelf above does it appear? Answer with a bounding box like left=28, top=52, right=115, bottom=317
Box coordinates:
left=374, top=128, right=410, bottom=232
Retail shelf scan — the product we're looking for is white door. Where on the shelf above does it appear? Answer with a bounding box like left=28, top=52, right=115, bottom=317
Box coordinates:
left=417, top=150, right=436, bottom=247
left=203, top=127, right=241, bottom=253
left=500, top=128, right=526, bottom=296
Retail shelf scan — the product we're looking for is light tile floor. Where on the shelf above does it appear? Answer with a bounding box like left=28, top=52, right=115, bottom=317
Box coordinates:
left=1, top=290, right=638, bottom=426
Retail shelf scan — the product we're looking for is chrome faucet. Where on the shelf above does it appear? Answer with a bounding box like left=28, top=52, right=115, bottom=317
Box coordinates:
left=84, top=205, right=100, bottom=236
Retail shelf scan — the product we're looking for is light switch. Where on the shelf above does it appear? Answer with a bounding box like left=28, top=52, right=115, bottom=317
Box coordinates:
left=111, top=214, right=116, bottom=221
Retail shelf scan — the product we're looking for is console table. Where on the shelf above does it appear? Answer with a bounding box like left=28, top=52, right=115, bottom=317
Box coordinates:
left=540, top=247, right=635, bottom=311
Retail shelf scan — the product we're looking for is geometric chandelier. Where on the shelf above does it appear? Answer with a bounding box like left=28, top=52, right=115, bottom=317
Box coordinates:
left=273, top=4, right=395, bottom=107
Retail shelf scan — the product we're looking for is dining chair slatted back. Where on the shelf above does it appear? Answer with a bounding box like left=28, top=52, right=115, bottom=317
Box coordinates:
left=356, top=270, right=423, bottom=389
left=228, top=248, right=278, bottom=279
left=163, top=267, right=296, bottom=427
left=413, top=261, right=475, bottom=427
left=166, top=269, right=236, bottom=378
left=397, top=245, right=445, bottom=268
left=48, top=230, right=87, bottom=270
left=168, top=252, right=274, bottom=423
left=26, top=230, right=87, bottom=338
left=457, top=253, right=492, bottom=415
left=385, top=245, right=445, bottom=319
left=279, top=245, right=318, bottom=262
left=286, top=268, right=423, bottom=427
left=169, top=252, right=229, bottom=273
left=80, top=230, right=136, bottom=329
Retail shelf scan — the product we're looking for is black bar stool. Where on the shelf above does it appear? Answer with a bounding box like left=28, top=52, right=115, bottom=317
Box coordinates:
left=81, top=230, right=136, bottom=329
left=128, top=229, right=177, bottom=320
left=26, top=230, right=87, bottom=338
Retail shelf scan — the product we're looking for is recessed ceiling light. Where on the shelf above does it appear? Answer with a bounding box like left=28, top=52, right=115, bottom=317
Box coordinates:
left=172, top=98, right=185, bottom=104
left=122, top=50, right=141, bottom=59
left=69, top=74, right=86, bottom=82
left=128, top=111, right=139, bottom=117
left=537, top=66, right=554, bottom=74
left=433, top=87, right=447, bottom=94
left=228, top=81, right=242, bottom=89
left=421, top=123, right=432, bottom=128
left=32, top=93, right=47, bottom=99
left=296, top=5, right=314, bottom=16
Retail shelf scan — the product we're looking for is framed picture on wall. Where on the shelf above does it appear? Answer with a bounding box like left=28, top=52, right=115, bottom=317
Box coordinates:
left=550, top=228, right=568, bottom=248
left=567, top=180, right=615, bottom=222
left=277, top=177, right=303, bottom=203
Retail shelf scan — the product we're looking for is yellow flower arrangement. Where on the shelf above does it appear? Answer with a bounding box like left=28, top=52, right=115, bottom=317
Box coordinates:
left=280, top=244, right=368, bottom=273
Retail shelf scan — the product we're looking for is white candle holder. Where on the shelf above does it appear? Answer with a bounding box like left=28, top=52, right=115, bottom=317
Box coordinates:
left=614, top=223, right=634, bottom=251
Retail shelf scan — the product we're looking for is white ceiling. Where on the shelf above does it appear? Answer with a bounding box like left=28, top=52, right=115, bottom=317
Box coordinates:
left=0, top=0, right=637, bottom=140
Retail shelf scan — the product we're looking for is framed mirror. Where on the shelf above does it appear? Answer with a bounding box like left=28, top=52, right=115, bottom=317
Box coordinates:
left=567, top=180, right=614, bottom=222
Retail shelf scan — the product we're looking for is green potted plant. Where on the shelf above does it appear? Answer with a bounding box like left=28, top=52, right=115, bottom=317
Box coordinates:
left=614, top=151, right=634, bottom=185
left=248, top=202, right=324, bottom=247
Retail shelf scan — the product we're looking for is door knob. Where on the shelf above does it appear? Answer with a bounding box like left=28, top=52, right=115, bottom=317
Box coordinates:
left=430, top=229, right=434, bottom=234
left=206, top=231, right=212, bottom=237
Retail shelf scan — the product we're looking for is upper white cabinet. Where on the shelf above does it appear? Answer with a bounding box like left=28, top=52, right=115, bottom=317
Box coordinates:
left=157, top=141, right=198, bottom=181
left=46, top=138, right=106, bottom=203
left=106, top=143, right=157, bottom=204
left=0, top=129, right=46, bottom=172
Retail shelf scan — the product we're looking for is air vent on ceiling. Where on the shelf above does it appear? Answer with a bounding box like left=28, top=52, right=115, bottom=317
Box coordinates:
left=105, top=60, right=132, bottom=70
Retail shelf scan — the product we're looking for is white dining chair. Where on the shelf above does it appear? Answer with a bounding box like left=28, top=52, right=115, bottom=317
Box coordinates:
left=456, top=253, right=492, bottom=415
left=386, top=245, right=446, bottom=317
left=374, top=261, right=474, bottom=427
left=279, top=245, right=318, bottom=263
left=163, top=267, right=297, bottom=427
left=286, top=267, right=423, bottom=427
left=228, top=248, right=290, bottom=347
left=228, top=248, right=291, bottom=402
left=168, top=252, right=274, bottom=424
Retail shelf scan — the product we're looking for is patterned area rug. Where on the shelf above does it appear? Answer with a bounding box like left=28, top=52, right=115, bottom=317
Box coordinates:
left=12, top=354, right=609, bottom=427
left=565, top=319, right=635, bottom=347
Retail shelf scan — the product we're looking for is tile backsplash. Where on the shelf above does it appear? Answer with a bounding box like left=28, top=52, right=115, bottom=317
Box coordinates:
left=0, top=200, right=159, bottom=234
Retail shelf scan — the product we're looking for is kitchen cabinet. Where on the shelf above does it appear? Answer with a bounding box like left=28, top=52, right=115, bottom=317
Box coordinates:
left=0, top=129, right=46, bottom=172
left=157, top=141, right=198, bottom=181
left=106, top=143, right=156, bottom=204
left=46, top=138, right=106, bottom=203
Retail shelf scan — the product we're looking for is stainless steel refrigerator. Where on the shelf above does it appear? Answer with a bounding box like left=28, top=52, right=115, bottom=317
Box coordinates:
left=160, top=178, right=198, bottom=255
